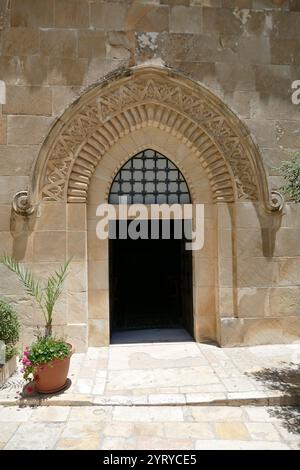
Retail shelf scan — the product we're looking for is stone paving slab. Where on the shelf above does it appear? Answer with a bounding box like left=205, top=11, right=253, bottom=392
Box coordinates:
left=0, top=405, right=299, bottom=450
left=0, top=340, right=299, bottom=407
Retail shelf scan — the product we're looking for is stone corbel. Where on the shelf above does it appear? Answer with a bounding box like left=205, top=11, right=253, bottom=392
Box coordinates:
left=266, top=190, right=285, bottom=212
left=12, top=190, right=36, bottom=216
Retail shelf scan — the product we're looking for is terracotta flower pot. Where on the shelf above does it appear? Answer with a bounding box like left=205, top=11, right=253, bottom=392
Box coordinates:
left=34, top=343, right=74, bottom=394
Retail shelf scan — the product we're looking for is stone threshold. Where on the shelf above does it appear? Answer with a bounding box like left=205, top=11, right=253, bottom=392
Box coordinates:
left=0, top=391, right=299, bottom=407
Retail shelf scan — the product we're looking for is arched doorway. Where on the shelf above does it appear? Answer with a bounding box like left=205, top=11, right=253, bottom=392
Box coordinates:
left=107, top=149, right=193, bottom=338
left=12, top=65, right=282, bottom=351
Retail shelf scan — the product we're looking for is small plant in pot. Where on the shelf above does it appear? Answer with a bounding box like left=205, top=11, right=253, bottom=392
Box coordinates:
left=0, top=255, right=72, bottom=394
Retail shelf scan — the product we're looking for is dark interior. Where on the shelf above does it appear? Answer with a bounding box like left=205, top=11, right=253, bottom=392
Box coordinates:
left=109, top=220, right=193, bottom=337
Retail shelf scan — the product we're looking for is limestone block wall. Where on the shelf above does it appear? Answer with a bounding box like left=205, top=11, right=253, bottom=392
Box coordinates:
left=218, top=201, right=300, bottom=346
left=0, top=0, right=299, bottom=350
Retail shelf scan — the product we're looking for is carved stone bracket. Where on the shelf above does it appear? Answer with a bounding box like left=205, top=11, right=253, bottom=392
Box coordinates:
left=267, top=190, right=285, bottom=212
left=12, top=191, right=35, bottom=216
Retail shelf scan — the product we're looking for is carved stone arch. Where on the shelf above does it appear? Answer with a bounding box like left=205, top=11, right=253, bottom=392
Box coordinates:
left=67, top=103, right=236, bottom=204
left=20, top=65, right=283, bottom=215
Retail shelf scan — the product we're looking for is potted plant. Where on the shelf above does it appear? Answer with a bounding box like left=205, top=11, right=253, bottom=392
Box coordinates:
left=0, top=299, right=20, bottom=387
left=0, top=256, right=73, bottom=394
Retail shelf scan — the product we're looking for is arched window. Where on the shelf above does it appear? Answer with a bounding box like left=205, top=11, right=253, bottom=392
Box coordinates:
left=108, top=149, right=191, bottom=204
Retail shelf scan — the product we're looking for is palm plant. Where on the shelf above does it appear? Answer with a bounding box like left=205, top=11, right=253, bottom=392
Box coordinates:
left=0, top=255, right=71, bottom=337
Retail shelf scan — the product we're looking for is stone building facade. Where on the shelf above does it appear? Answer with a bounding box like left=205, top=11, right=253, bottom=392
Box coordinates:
left=0, top=0, right=300, bottom=352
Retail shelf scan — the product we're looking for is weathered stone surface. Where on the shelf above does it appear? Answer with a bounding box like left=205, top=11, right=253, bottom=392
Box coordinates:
left=5, top=422, right=63, bottom=450
left=203, top=7, right=248, bottom=36
left=67, top=204, right=87, bottom=231
left=290, top=0, right=300, bottom=11
left=88, top=289, right=109, bottom=320
left=0, top=176, right=29, bottom=204
left=32, top=231, right=66, bottom=262
left=89, top=319, right=109, bottom=347
left=278, top=258, right=300, bottom=286
left=222, top=0, right=251, bottom=6
left=66, top=261, right=88, bottom=293
left=238, top=287, right=270, bottom=318
left=215, top=62, right=255, bottom=92
left=271, top=38, right=300, bottom=65
left=0, top=27, right=39, bottom=55
left=247, top=119, right=277, bottom=147
left=35, top=203, right=66, bottom=231
left=47, top=58, right=87, bottom=85
left=268, top=287, right=300, bottom=317
left=162, top=0, right=190, bottom=5
left=68, top=291, right=88, bottom=324
left=78, top=31, right=106, bottom=58
left=3, top=86, right=52, bottom=115
left=250, top=92, right=299, bottom=121
left=170, top=6, right=202, bottom=34
left=215, top=422, right=250, bottom=440
left=113, top=406, right=184, bottom=422
left=31, top=407, right=70, bottom=422
left=0, top=145, right=38, bottom=175
left=274, top=120, right=300, bottom=148
left=125, top=3, right=169, bottom=32
left=272, top=11, right=300, bottom=39
left=7, top=115, right=53, bottom=144
left=54, top=0, right=89, bottom=29
left=52, top=86, right=81, bottom=116
left=67, top=324, right=88, bottom=353
left=220, top=317, right=300, bottom=346
left=106, top=32, right=134, bottom=61
left=0, top=56, right=48, bottom=85
left=41, top=29, right=77, bottom=58
left=90, top=2, right=128, bottom=30
left=238, top=258, right=278, bottom=288
left=0, top=114, right=7, bottom=144
left=67, top=231, right=87, bottom=261
left=11, top=0, right=54, bottom=28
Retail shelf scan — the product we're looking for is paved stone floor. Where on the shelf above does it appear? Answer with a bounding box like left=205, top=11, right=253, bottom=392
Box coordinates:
left=1, top=331, right=300, bottom=450
left=1, top=330, right=300, bottom=406
left=0, top=404, right=299, bottom=449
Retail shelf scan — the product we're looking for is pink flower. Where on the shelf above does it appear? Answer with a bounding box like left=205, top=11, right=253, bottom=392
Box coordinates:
left=27, top=386, right=33, bottom=393
left=23, top=350, right=29, bottom=357
left=20, top=367, right=24, bottom=373
left=22, top=358, right=31, bottom=366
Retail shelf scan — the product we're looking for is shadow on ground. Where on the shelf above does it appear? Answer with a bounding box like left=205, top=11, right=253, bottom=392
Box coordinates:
left=247, top=361, right=300, bottom=436
left=21, top=378, right=72, bottom=399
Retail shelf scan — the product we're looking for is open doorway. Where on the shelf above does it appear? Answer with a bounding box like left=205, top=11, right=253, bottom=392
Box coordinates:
left=109, top=220, right=193, bottom=340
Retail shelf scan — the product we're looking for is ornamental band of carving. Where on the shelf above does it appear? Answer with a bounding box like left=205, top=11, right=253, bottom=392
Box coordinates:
left=30, top=67, right=277, bottom=210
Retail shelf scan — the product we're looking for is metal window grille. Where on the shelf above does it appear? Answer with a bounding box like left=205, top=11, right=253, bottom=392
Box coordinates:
left=108, top=149, right=191, bottom=204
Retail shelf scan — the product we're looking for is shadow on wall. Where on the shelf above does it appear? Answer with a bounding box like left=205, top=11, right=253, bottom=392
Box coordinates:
left=10, top=210, right=36, bottom=261
left=255, top=205, right=283, bottom=258
left=247, top=362, right=300, bottom=436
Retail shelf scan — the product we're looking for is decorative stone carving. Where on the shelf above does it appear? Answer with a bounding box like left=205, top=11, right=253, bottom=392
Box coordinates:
left=30, top=66, right=280, bottom=211
left=12, top=191, right=35, bottom=216
left=269, top=190, right=285, bottom=212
